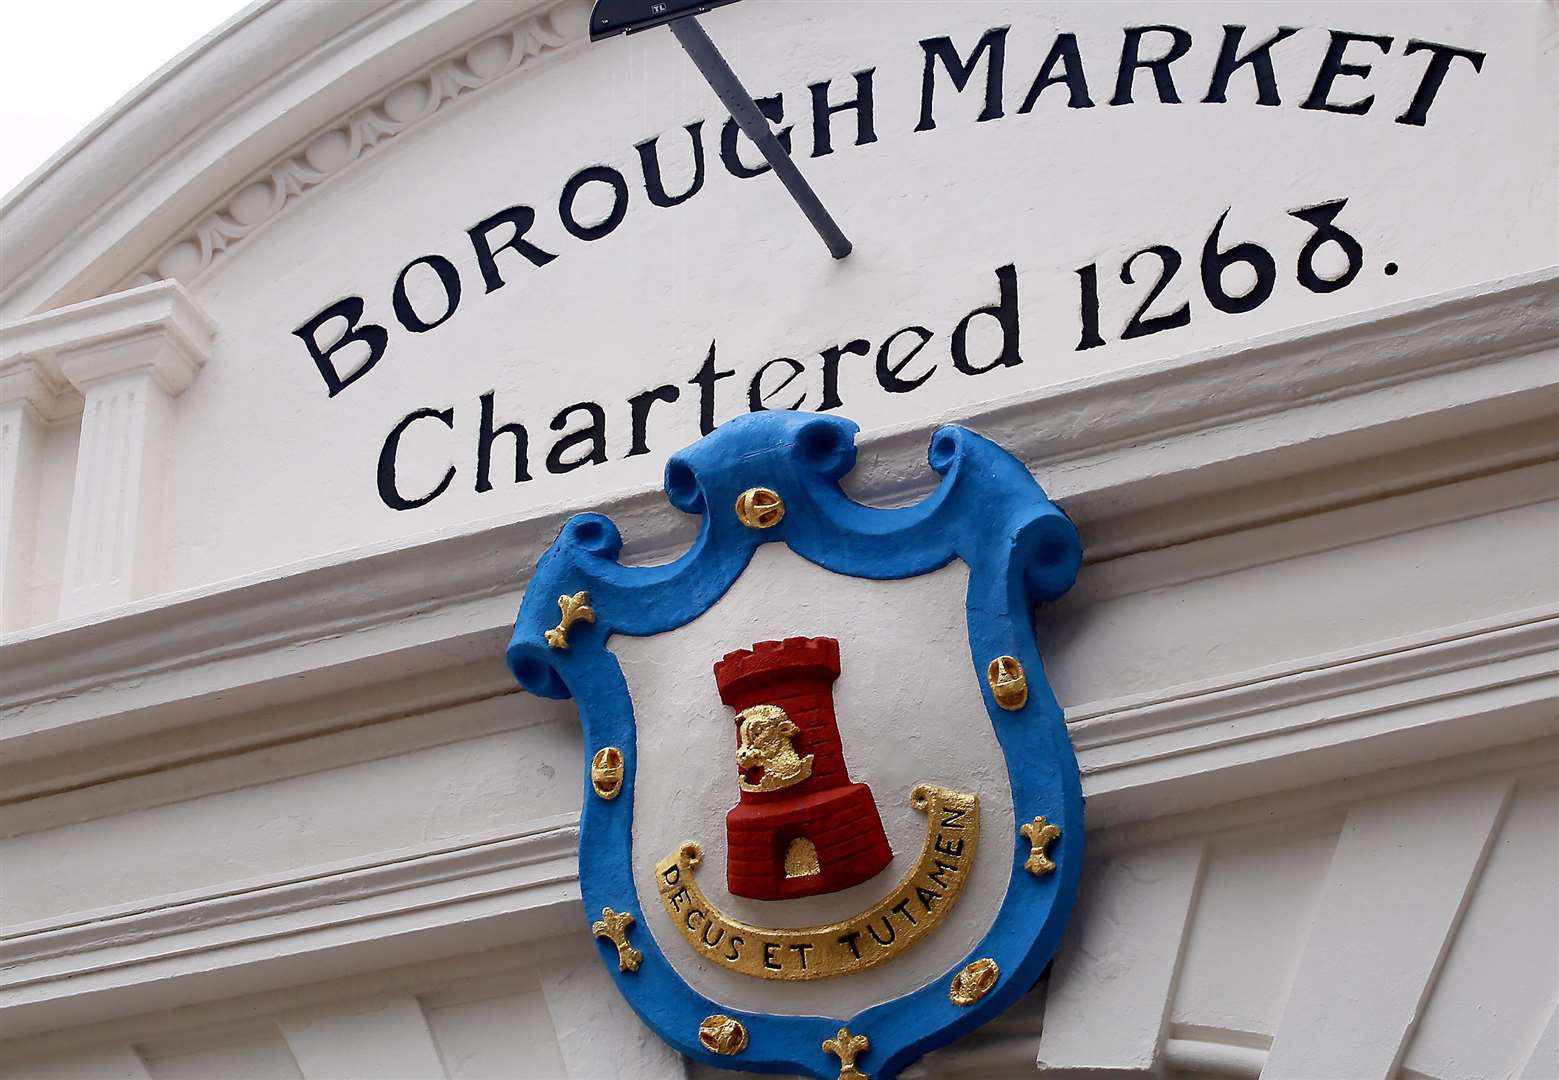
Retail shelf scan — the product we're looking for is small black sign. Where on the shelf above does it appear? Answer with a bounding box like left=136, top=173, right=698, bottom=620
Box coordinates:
left=590, top=0, right=743, bottom=41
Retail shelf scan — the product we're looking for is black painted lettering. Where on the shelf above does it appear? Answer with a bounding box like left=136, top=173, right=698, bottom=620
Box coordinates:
left=789, top=942, right=813, bottom=970
left=749, top=357, right=807, bottom=413
left=762, top=942, right=783, bottom=970
left=1019, top=33, right=1093, bottom=111
left=891, top=898, right=918, bottom=926
left=934, top=834, right=966, bottom=858
left=1292, top=199, right=1364, bottom=294
left=1201, top=208, right=1276, bottom=314
left=559, top=165, right=630, bottom=241
left=292, top=297, right=387, bottom=398
left=810, top=70, right=877, bottom=157
left=721, top=95, right=790, bottom=178
left=637, top=122, right=707, bottom=208
left=700, top=920, right=725, bottom=948
left=689, top=342, right=736, bottom=435
left=952, top=264, right=1021, bottom=375
left=1203, top=25, right=1300, bottom=106
left=392, top=255, right=462, bottom=333
left=1121, top=245, right=1191, bottom=338
left=1301, top=30, right=1393, bottom=115
left=838, top=931, right=863, bottom=959
left=725, top=935, right=743, bottom=962
left=876, top=326, right=936, bottom=393
left=1396, top=39, right=1485, bottom=126
left=1112, top=25, right=1194, bottom=105
left=819, top=338, right=870, bottom=411
left=377, top=407, right=455, bottom=511
left=867, top=916, right=897, bottom=946
left=916, top=27, right=1008, bottom=131
left=1077, top=263, right=1105, bottom=350
left=475, top=391, right=531, bottom=493
left=546, top=402, right=607, bottom=474
left=627, top=383, right=680, bottom=457
left=916, top=885, right=942, bottom=911
left=928, top=859, right=960, bottom=890
left=466, top=206, right=557, bottom=293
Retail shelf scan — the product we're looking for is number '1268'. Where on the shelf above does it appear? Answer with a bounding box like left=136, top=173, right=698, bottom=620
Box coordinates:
left=1076, top=198, right=1366, bottom=350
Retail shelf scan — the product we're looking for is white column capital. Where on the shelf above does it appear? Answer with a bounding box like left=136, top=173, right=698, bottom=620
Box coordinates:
left=0, top=357, right=73, bottom=423
left=57, top=330, right=205, bottom=397
left=1, top=279, right=215, bottom=405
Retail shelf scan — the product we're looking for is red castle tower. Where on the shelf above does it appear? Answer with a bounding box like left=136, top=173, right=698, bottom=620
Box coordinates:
left=713, top=636, right=893, bottom=900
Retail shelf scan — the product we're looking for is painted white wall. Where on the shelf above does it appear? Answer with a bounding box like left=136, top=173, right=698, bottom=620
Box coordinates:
left=162, top=0, right=1555, bottom=598
left=1, top=2, right=1556, bottom=1078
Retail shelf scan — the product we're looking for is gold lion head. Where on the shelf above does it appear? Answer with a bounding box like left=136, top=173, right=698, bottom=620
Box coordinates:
left=734, top=704, right=815, bottom=793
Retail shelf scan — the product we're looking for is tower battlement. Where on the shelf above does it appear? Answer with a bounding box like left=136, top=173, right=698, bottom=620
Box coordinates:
left=714, top=636, right=840, bottom=708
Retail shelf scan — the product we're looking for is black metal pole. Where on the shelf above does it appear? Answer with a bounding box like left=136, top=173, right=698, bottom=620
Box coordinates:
left=668, top=15, right=852, bottom=259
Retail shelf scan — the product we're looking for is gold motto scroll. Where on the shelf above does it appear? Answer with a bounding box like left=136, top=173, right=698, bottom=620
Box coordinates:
left=655, top=785, right=980, bottom=981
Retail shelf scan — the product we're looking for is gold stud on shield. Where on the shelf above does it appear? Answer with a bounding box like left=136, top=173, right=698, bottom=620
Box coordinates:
left=698, top=1015, right=749, bottom=1056
left=590, top=746, right=624, bottom=800
left=986, top=655, right=1028, bottom=710
left=949, top=958, right=1000, bottom=1005
left=735, top=487, right=785, bottom=528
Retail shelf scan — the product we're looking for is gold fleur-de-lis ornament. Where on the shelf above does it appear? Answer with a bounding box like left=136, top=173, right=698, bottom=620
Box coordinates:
left=823, top=1027, right=870, bottom=1080
left=1021, top=816, right=1062, bottom=875
left=544, top=590, right=595, bottom=649
left=591, top=907, right=642, bottom=973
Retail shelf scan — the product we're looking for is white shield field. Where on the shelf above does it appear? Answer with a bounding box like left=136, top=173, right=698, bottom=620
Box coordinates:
left=617, top=544, right=1016, bottom=1017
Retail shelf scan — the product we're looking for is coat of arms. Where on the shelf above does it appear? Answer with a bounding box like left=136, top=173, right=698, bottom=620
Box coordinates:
left=507, top=411, right=1083, bottom=1079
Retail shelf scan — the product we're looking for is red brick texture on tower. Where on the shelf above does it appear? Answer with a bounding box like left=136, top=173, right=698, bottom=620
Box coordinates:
left=714, top=636, right=894, bottom=900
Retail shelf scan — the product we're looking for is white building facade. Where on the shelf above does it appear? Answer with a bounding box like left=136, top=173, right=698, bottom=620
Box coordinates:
left=1, top=2, right=1555, bottom=1077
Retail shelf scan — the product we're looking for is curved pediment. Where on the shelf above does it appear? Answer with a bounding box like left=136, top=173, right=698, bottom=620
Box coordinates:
left=1, top=0, right=1554, bottom=629
left=0, top=0, right=587, bottom=319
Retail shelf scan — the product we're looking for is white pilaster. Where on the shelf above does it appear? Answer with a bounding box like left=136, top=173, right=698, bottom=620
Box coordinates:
left=540, top=951, right=691, bottom=1080
left=0, top=1044, right=152, bottom=1080
left=0, top=365, right=55, bottom=630
left=1521, top=1000, right=1559, bottom=1080
left=1263, top=777, right=1512, bottom=1080
left=278, top=994, right=449, bottom=1079
left=57, top=346, right=181, bottom=618
left=1, top=281, right=215, bottom=621
left=1035, top=840, right=1206, bottom=1075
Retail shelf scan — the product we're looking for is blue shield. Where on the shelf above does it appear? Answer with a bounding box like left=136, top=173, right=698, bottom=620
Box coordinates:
left=507, top=411, right=1083, bottom=1079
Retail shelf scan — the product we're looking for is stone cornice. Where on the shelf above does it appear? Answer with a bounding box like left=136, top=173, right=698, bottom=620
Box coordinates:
left=0, top=268, right=1554, bottom=780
